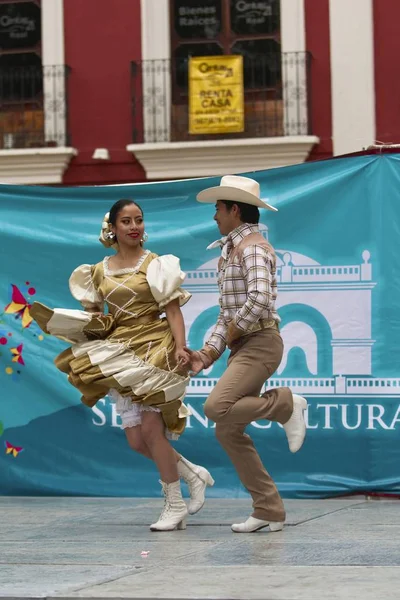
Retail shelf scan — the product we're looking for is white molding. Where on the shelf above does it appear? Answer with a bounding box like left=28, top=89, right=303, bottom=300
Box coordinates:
left=0, top=148, right=77, bottom=184
left=41, top=0, right=67, bottom=145
left=281, top=0, right=305, bottom=52
left=140, top=0, right=170, bottom=61
left=127, top=136, right=319, bottom=180
left=41, top=0, right=64, bottom=65
left=280, top=0, right=307, bottom=136
left=329, top=0, right=375, bottom=155
left=140, top=0, right=171, bottom=142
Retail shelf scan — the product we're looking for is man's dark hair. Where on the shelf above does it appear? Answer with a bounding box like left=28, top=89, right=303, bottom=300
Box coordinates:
left=221, top=200, right=260, bottom=224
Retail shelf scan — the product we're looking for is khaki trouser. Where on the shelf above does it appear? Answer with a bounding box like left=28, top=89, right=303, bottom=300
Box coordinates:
left=204, top=328, right=293, bottom=522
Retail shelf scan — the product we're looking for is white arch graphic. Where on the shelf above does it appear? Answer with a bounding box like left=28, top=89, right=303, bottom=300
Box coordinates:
left=278, top=321, right=317, bottom=376
left=182, top=248, right=400, bottom=397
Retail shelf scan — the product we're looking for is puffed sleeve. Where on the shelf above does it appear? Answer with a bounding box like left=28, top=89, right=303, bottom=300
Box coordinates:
left=146, top=255, right=191, bottom=310
left=69, top=264, right=103, bottom=311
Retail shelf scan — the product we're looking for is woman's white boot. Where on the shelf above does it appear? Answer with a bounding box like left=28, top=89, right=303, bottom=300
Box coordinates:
left=178, top=455, right=215, bottom=515
left=150, top=480, right=188, bottom=531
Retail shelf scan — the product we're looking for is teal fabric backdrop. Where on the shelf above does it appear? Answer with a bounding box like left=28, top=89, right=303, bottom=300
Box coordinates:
left=1, top=153, right=400, bottom=497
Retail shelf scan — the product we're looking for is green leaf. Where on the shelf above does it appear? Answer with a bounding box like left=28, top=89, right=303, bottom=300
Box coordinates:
left=0, top=422, right=3, bottom=437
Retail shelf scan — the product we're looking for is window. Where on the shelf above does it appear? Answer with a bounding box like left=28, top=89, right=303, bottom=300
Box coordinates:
left=0, top=0, right=43, bottom=148
left=170, top=0, right=281, bottom=91
left=0, top=1, right=41, bottom=50
left=169, top=0, right=282, bottom=140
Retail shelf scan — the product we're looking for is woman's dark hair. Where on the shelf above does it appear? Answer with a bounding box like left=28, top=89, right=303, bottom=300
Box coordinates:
left=221, top=200, right=260, bottom=224
left=109, top=199, right=143, bottom=226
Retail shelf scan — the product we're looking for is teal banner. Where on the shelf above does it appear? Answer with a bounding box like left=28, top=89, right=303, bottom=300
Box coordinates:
left=1, top=153, right=400, bottom=497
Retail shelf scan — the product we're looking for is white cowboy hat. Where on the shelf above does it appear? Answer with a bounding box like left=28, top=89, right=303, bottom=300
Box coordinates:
left=196, top=175, right=277, bottom=211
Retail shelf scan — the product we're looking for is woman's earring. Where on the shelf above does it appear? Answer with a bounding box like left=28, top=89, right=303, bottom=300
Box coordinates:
left=141, top=232, right=149, bottom=243
left=106, top=231, right=115, bottom=240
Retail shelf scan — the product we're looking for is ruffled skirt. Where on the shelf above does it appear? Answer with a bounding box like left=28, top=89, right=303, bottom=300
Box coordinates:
left=30, top=302, right=190, bottom=438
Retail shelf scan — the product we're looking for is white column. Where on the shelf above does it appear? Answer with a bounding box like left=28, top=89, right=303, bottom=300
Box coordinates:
left=140, top=0, right=171, bottom=143
left=280, top=0, right=308, bottom=135
left=329, top=0, right=375, bottom=155
left=41, top=0, right=67, bottom=146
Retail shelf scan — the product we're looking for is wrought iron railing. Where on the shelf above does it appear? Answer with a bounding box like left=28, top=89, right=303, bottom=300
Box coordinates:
left=131, top=52, right=311, bottom=144
left=0, top=65, right=71, bottom=149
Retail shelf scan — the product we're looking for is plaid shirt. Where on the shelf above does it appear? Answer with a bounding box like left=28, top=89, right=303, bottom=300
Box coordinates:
left=203, top=223, right=279, bottom=360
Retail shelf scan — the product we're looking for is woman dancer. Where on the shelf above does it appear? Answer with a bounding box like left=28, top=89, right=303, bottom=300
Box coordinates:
left=31, top=199, right=214, bottom=531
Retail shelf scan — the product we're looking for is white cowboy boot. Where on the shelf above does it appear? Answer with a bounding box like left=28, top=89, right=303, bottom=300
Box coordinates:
left=178, top=455, right=215, bottom=515
left=231, top=516, right=284, bottom=533
left=150, top=480, right=188, bottom=531
left=283, top=394, right=308, bottom=453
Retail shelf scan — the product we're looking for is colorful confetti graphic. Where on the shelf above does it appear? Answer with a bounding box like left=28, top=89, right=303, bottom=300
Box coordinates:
left=5, top=441, right=24, bottom=458
left=0, top=281, right=46, bottom=382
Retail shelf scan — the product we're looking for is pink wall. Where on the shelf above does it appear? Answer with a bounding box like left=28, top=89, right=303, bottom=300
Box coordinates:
left=304, top=0, right=333, bottom=162
left=373, top=0, right=400, bottom=145
left=63, top=0, right=145, bottom=184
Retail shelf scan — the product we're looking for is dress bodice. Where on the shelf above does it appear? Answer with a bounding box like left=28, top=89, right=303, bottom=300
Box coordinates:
left=69, top=250, right=191, bottom=329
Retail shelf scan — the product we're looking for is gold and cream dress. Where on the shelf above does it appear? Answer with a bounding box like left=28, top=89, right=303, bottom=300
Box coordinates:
left=31, top=251, right=191, bottom=438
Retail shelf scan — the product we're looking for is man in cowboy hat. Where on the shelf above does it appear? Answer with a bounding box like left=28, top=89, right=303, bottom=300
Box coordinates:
left=185, top=174, right=307, bottom=533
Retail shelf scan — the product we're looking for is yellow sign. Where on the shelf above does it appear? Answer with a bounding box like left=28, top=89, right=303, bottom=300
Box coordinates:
left=189, top=55, right=244, bottom=135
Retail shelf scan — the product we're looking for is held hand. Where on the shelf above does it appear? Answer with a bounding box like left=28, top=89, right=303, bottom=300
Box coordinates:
left=183, top=346, right=204, bottom=376
left=175, top=347, right=191, bottom=367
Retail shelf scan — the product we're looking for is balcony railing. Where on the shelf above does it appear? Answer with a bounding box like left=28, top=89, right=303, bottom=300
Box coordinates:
left=131, top=52, right=311, bottom=144
left=0, top=65, right=71, bottom=150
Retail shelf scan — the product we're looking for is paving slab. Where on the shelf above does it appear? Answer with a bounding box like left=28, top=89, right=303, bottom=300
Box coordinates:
left=0, top=566, right=137, bottom=599
left=59, top=566, right=400, bottom=600
left=0, top=496, right=399, bottom=600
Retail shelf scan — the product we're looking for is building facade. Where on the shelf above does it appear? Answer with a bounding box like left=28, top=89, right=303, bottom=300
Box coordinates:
left=0, top=0, right=399, bottom=185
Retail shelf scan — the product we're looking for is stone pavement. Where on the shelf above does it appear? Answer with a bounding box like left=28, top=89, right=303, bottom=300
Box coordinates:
left=1, top=496, right=399, bottom=599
